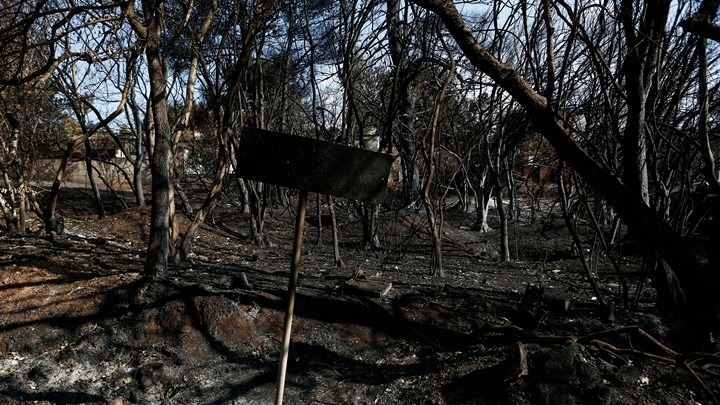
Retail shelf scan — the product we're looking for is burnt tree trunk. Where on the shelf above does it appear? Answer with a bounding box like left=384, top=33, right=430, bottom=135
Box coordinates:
left=387, top=0, right=421, bottom=207
left=248, top=181, right=271, bottom=247
left=84, top=139, right=105, bottom=220
left=173, top=128, right=230, bottom=263
left=472, top=168, right=493, bottom=232
left=44, top=141, right=77, bottom=236
left=328, top=195, right=344, bottom=268
left=0, top=192, right=16, bottom=235
left=493, top=178, right=510, bottom=262
left=137, top=0, right=173, bottom=279
left=362, top=203, right=381, bottom=250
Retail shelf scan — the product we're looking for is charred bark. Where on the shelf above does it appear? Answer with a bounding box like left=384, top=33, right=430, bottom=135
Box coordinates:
left=137, top=0, right=173, bottom=279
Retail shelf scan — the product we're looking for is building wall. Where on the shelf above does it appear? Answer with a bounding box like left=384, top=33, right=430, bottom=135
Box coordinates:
left=34, top=158, right=150, bottom=190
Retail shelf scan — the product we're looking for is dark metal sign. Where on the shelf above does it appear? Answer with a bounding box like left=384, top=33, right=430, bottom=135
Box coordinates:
left=235, top=128, right=393, bottom=204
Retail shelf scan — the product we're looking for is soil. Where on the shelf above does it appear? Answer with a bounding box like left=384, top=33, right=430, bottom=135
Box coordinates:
left=0, top=189, right=718, bottom=405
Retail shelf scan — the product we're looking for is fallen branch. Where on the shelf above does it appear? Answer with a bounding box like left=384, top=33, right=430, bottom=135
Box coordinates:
left=683, top=358, right=720, bottom=404
left=470, top=321, right=720, bottom=404
left=342, top=279, right=392, bottom=298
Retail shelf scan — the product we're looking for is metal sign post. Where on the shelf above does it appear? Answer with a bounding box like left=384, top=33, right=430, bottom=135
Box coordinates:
left=234, top=128, right=393, bottom=405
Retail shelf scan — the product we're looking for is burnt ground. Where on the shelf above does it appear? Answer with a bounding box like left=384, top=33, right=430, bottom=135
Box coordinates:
left=0, top=188, right=718, bottom=405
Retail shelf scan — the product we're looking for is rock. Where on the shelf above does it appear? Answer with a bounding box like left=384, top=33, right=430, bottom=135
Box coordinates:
left=27, top=365, right=49, bottom=382
left=536, top=382, right=577, bottom=405
left=136, top=363, right=171, bottom=392
left=516, top=285, right=547, bottom=329
left=216, top=275, right=234, bottom=289
left=536, top=342, right=623, bottom=405
left=541, top=342, right=582, bottom=382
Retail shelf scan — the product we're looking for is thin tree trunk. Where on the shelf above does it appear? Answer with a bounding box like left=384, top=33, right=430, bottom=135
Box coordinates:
left=421, top=26, right=454, bottom=277
left=174, top=175, right=193, bottom=215
left=0, top=192, right=17, bottom=235
left=697, top=38, right=720, bottom=194
left=93, top=167, right=129, bottom=211
left=84, top=139, right=105, bottom=220
left=315, top=193, right=322, bottom=245
left=132, top=153, right=146, bottom=207
left=494, top=180, right=510, bottom=262
left=579, top=183, right=629, bottom=307
left=328, top=195, right=344, bottom=268
left=16, top=175, right=26, bottom=235
left=127, top=96, right=147, bottom=207
left=504, top=156, right=517, bottom=220
left=238, top=178, right=250, bottom=214
left=174, top=139, right=229, bottom=262
left=43, top=142, right=74, bottom=234
left=229, top=144, right=250, bottom=214
left=362, top=203, right=381, bottom=250
left=558, top=163, right=605, bottom=306
left=276, top=185, right=288, bottom=208
left=248, top=181, right=271, bottom=247
left=473, top=167, right=493, bottom=232
left=1, top=117, right=20, bottom=235
left=168, top=168, right=178, bottom=259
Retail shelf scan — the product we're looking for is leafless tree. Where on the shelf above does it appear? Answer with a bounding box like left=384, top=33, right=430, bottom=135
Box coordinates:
left=0, top=1, right=129, bottom=235
left=409, top=0, right=718, bottom=340
left=173, top=0, right=283, bottom=259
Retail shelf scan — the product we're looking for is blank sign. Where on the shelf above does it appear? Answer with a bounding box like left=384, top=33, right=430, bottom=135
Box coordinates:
left=235, top=128, right=393, bottom=204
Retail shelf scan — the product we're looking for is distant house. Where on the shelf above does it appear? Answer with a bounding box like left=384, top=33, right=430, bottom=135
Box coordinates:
left=34, top=128, right=145, bottom=189
left=517, top=153, right=558, bottom=184
left=518, top=164, right=558, bottom=184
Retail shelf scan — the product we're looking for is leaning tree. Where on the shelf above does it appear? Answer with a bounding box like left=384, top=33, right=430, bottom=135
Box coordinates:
left=410, top=0, right=719, bottom=343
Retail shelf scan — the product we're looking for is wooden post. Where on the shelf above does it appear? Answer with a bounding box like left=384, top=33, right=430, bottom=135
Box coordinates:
left=275, top=190, right=308, bottom=405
